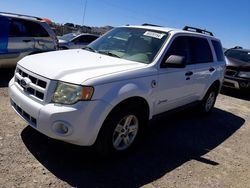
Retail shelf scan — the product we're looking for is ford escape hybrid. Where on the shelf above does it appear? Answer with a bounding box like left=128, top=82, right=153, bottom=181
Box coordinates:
left=9, top=25, right=225, bottom=155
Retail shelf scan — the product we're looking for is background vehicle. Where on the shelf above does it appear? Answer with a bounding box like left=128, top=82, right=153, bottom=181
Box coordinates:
left=58, top=33, right=99, bottom=49
left=0, top=12, right=58, bottom=68
left=9, top=25, right=225, bottom=155
left=224, top=47, right=250, bottom=90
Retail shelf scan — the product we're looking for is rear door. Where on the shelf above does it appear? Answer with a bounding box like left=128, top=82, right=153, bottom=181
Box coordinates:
left=26, top=21, right=56, bottom=51
left=7, top=18, right=35, bottom=64
left=0, top=16, right=12, bottom=68
left=189, top=37, right=217, bottom=99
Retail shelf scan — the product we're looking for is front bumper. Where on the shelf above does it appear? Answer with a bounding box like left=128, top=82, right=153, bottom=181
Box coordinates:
left=8, top=77, right=113, bottom=146
left=223, top=76, right=250, bottom=89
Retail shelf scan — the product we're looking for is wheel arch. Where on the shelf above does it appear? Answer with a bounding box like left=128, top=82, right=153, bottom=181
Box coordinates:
left=202, top=79, right=222, bottom=100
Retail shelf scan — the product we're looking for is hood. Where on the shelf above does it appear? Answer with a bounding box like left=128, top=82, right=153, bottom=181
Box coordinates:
left=18, top=49, right=147, bottom=85
left=226, top=57, right=250, bottom=71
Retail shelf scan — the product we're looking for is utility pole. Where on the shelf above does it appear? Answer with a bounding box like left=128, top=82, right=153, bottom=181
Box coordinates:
left=82, top=0, right=87, bottom=26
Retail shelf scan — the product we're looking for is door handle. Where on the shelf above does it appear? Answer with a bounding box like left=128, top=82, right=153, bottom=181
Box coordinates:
left=23, top=40, right=31, bottom=42
left=209, top=67, right=215, bottom=72
left=185, top=71, right=193, bottom=76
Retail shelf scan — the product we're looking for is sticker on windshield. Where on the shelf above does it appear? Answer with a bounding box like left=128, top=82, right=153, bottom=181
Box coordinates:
left=143, top=31, right=165, bottom=39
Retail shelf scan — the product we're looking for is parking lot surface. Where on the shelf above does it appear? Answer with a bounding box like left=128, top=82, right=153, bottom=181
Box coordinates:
left=0, top=69, right=250, bottom=188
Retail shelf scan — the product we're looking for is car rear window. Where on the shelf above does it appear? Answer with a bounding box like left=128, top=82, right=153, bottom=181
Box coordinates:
left=212, top=40, right=225, bottom=61
left=225, top=49, right=250, bottom=63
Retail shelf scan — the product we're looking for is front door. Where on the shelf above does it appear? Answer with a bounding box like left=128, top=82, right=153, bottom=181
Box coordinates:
left=154, top=35, right=197, bottom=115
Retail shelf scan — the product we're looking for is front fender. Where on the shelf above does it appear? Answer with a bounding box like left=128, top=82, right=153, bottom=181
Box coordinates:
left=93, top=79, right=155, bottom=119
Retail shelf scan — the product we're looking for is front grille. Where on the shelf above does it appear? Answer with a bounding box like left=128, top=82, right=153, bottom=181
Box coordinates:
left=15, top=68, right=48, bottom=101
left=11, top=100, right=37, bottom=127
left=225, top=69, right=238, bottom=77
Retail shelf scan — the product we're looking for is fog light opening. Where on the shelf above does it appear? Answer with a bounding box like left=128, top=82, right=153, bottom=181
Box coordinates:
left=240, top=82, right=246, bottom=88
left=52, top=121, right=70, bottom=135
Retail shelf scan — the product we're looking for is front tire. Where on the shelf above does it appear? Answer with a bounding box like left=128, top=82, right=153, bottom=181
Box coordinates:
left=95, top=105, right=147, bottom=156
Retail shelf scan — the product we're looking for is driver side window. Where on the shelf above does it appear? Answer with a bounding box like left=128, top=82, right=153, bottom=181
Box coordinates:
left=162, top=36, right=191, bottom=66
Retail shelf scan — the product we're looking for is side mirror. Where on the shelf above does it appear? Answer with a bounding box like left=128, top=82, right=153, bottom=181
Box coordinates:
left=161, top=55, right=186, bottom=68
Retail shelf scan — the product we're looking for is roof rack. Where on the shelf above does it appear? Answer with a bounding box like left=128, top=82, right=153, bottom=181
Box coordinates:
left=183, top=26, right=214, bottom=36
left=142, top=23, right=162, bottom=27
left=0, top=12, right=42, bottom=21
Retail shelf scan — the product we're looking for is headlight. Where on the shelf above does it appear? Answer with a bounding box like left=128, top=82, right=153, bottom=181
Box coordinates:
left=52, top=82, right=94, bottom=104
left=238, top=71, right=250, bottom=78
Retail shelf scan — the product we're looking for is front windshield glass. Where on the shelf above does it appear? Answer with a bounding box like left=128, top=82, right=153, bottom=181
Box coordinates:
left=225, top=49, right=250, bottom=63
left=88, top=27, right=168, bottom=64
left=59, top=33, right=77, bottom=41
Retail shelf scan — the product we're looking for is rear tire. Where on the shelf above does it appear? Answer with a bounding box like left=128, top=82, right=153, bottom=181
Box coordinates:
left=95, top=105, right=147, bottom=156
left=199, top=86, right=218, bottom=114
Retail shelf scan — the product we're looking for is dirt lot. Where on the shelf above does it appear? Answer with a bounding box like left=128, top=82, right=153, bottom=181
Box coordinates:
left=0, top=69, right=250, bottom=188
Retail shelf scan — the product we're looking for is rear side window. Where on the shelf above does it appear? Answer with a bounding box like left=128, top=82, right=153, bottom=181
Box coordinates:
left=9, top=19, right=27, bottom=37
left=190, top=37, right=213, bottom=64
left=25, top=21, right=49, bottom=37
left=212, top=40, right=225, bottom=61
left=9, top=18, right=49, bottom=37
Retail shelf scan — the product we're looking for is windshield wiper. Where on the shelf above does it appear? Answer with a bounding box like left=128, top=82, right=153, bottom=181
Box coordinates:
left=98, top=50, right=120, bottom=58
left=82, top=46, right=97, bottom=52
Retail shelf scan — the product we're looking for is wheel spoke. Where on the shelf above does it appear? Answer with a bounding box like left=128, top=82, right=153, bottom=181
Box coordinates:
left=124, top=115, right=133, bottom=127
left=128, top=125, right=138, bottom=133
left=123, top=136, right=130, bottom=145
left=113, top=135, right=123, bottom=147
left=115, top=124, right=123, bottom=133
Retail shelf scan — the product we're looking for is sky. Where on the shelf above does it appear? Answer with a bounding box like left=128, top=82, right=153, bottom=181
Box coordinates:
left=1, top=0, right=249, bottom=49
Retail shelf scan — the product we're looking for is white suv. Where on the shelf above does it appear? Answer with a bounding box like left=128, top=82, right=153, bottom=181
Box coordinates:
left=9, top=25, right=225, bottom=155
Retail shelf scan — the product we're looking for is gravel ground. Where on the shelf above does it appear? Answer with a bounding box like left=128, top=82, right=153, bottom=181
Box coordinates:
left=0, top=69, right=250, bottom=188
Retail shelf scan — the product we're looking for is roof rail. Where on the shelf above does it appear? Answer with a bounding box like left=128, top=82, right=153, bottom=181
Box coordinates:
left=0, top=12, right=42, bottom=21
left=183, top=26, right=214, bottom=36
left=142, top=23, right=162, bottom=27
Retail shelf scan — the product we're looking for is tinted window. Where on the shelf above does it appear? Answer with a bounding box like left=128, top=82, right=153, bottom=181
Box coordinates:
left=9, top=19, right=27, bottom=37
left=212, top=40, right=224, bottom=61
left=25, top=21, right=49, bottom=37
left=163, top=36, right=191, bottom=64
left=85, top=35, right=98, bottom=43
left=9, top=19, right=49, bottom=37
left=190, top=37, right=213, bottom=63
left=163, top=36, right=213, bottom=66
left=75, top=35, right=98, bottom=43
left=225, top=49, right=250, bottom=63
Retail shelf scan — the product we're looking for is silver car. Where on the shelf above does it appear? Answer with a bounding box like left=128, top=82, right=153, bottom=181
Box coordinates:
left=0, top=12, right=58, bottom=68
left=58, top=33, right=99, bottom=50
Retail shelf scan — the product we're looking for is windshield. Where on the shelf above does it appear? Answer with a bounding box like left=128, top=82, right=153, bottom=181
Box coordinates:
left=59, top=33, right=77, bottom=41
left=225, top=49, right=250, bottom=63
left=88, top=27, right=168, bottom=64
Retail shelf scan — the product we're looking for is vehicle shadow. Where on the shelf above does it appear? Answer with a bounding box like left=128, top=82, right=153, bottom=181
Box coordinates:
left=221, top=87, right=250, bottom=101
left=0, top=68, right=15, bottom=87
left=21, top=108, right=244, bottom=188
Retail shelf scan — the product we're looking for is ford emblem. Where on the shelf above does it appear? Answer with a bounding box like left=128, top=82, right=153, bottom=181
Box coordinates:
left=20, top=77, right=31, bottom=89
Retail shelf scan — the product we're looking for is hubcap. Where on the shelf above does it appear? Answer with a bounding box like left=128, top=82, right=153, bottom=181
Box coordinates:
left=205, top=92, right=215, bottom=112
left=112, top=115, right=139, bottom=151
